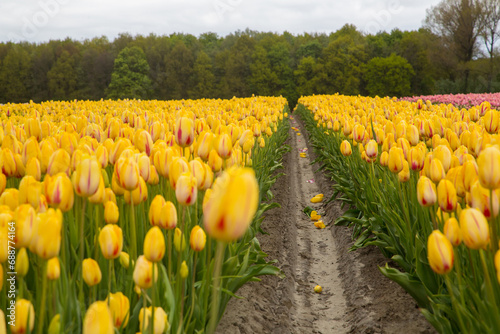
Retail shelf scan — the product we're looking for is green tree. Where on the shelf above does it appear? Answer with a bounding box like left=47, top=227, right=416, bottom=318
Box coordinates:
left=107, top=46, right=152, bottom=99
left=0, top=45, right=32, bottom=103
left=190, top=51, right=216, bottom=98
left=163, top=41, right=195, bottom=99
left=248, top=45, right=279, bottom=96
left=365, top=54, right=415, bottom=97
left=47, top=50, right=79, bottom=100
left=294, top=56, right=327, bottom=96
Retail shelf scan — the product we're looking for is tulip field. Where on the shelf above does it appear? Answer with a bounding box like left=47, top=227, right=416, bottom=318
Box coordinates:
left=297, top=94, right=500, bottom=333
left=0, top=98, right=291, bottom=333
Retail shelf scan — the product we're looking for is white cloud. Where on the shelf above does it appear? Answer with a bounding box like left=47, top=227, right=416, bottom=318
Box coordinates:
left=0, top=0, right=441, bottom=42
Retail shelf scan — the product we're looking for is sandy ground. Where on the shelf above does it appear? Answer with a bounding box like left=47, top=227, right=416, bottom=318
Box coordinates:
left=217, top=114, right=435, bottom=334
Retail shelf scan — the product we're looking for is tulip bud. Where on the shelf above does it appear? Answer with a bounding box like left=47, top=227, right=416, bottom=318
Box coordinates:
left=0, top=189, right=18, bottom=211
left=408, top=147, right=425, bottom=171
left=31, top=209, right=62, bottom=259
left=484, top=109, right=499, bottom=134
left=19, top=176, right=42, bottom=209
left=197, top=132, right=213, bottom=161
left=433, top=145, right=451, bottom=172
left=47, top=257, right=60, bottom=280
left=148, top=165, right=159, bottom=185
left=460, top=208, right=490, bottom=250
left=73, top=157, right=101, bottom=197
left=133, top=255, right=157, bottom=289
left=175, top=117, right=195, bottom=147
left=99, top=224, right=123, bottom=260
left=427, top=230, right=454, bottom=275
left=340, top=140, right=352, bottom=156
left=398, top=161, right=410, bottom=182
left=144, top=226, right=165, bottom=262
left=180, top=260, right=189, bottom=279
left=149, top=195, right=166, bottom=227
left=139, top=306, right=169, bottom=334
left=102, top=201, right=119, bottom=225
left=470, top=181, right=499, bottom=219
left=119, top=252, right=130, bottom=269
left=105, top=292, right=130, bottom=328
left=1, top=148, right=17, bottom=177
left=379, top=151, right=389, bottom=166
left=174, top=227, right=186, bottom=252
left=176, top=172, right=198, bottom=206
left=208, top=149, right=223, bottom=172
left=115, top=157, right=140, bottom=191
left=83, top=301, right=114, bottom=334
left=204, top=168, right=258, bottom=242
left=168, top=157, right=190, bottom=189
left=47, top=149, right=71, bottom=176
left=437, top=179, right=457, bottom=213
left=417, top=176, right=437, bottom=207
left=190, top=225, right=207, bottom=252
left=159, top=201, right=177, bottom=230
left=365, top=140, right=378, bottom=159
left=477, top=146, right=500, bottom=189
left=190, top=158, right=206, bottom=189
left=444, top=218, right=462, bottom=246
left=82, top=258, right=102, bottom=287
left=430, top=159, right=445, bottom=183
left=48, top=314, right=60, bottom=334
left=388, top=147, right=405, bottom=173
left=44, top=173, right=75, bottom=212
left=14, top=205, right=35, bottom=249
left=15, top=247, right=29, bottom=277
left=9, top=299, right=35, bottom=334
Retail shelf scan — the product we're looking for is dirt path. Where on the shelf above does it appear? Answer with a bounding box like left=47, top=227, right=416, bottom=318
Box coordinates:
left=217, top=114, right=435, bottom=334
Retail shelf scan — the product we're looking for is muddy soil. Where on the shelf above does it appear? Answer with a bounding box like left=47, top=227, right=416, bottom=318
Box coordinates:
left=217, top=114, right=435, bottom=334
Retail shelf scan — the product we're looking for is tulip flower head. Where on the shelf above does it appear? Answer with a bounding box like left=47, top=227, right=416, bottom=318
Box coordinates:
left=9, top=299, right=35, bottom=334
left=99, top=224, right=123, bottom=260
left=427, top=230, right=454, bottom=275
left=190, top=225, right=207, bottom=252
left=460, top=208, right=490, bottom=250
left=83, top=301, right=114, bottom=334
left=133, top=255, right=157, bottom=289
left=144, top=226, right=165, bottom=262
left=82, top=258, right=102, bottom=287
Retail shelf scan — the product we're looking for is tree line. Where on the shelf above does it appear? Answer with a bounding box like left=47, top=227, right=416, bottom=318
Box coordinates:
left=0, top=0, right=499, bottom=105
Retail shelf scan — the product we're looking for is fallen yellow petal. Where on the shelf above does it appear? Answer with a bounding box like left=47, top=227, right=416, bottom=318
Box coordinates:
left=314, top=221, right=326, bottom=229
left=310, top=196, right=323, bottom=203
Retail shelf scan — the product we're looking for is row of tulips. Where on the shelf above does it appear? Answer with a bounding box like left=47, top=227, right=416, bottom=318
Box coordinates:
left=401, top=93, right=500, bottom=108
left=0, top=97, right=289, bottom=333
left=297, top=94, right=500, bottom=333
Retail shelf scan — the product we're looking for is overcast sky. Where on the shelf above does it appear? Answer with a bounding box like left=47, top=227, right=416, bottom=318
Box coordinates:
left=0, top=0, right=440, bottom=43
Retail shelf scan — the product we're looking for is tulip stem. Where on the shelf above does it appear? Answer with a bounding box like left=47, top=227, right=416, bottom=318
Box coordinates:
left=37, top=260, right=48, bottom=334
left=167, top=229, right=172, bottom=280
left=207, top=241, right=226, bottom=334
left=142, top=293, right=147, bottom=333
left=79, top=198, right=87, bottom=303
left=479, top=250, right=500, bottom=329
left=130, top=192, right=137, bottom=262
left=185, top=252, right=198, bottom=330
left=108, top=260, right=113, bottom=306
left=489, top=189, right=498, bottom=253
left=151, top=262, right=155, bottom=334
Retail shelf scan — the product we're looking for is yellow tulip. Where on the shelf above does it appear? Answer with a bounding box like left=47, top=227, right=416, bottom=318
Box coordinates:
left=73, top=157, right=101, bottom=197
left=197, top=131, right=213, bottom=161
left=388, top=147, right=404, bottom=173
left=340, top=140, right=352, bottom=156
left=44, top=173, right=74, bottom=212
left=484, top=109, right=499, bottom=134
left=21, top=137, right=40, bottom=166
left=444, top=218, right=462, bottom=247
left=83, top=301, right=114, bottom=334
left=365, top=140, right=378, bottom=159
left=115, top=156, right=140, bottom=191
left=48, top=314, right=60, bottom=334
left=470, top=181, right=499, bottom=219
left=463, top=160, right=479, bottom=192
left=204, top=168, right=258, bottom=242
left=144, top=226, right=165, bottom=262
left=47, top=257, right=61, bottom=280
left=158, top=201, right=177, bottom=230
left=408, top=147, right=425, bottom=171
left=82, top=258, right=102, bottom=287
left=105, top=292, right=130, bottom=329
left=9, top=299, right=35, bottom=334
left=417, top=176, right=437, bottom=207
left=133, top=255, right=157, bottom=289
left=124, top=176, right=148, bottom=206
left=47, top=148, right=70, bottom=176
left=18, top=176, right=42, bottom=209
left=104, top=201, right=119, bottom=224
left=31, top=209, right=62, bottom=259
left=427, top=230, right=454, bottom=275
left=460, top=208, right=490, bottom=250
left=437, top=179, right=457, bottom=213
left=175, top=172, right=198, bottom=206
left=168, top=157, right=190, bottom=189
left=215, top=134, right=233, bottom=159
left=190, top=225, right=206, bottom=252
left=14, top=205, right=35, bottom=248
left=1, top=148, right=17, bottom=177
left=430, top=159, right=445, bottom=183
left=99, top=224, right=123, bottom=260
left=477, top=146, right=500, bottom=189
left=15, top=247, right=29, bottom=277
left=138, top=306, right=169, bottom=334
left=134, top=129, right=153, bottom=156
left=149, top=195, right=166, bottom=227
left=379, top=151, right=389, bottom=166
left=433, top=145, right=451, bottom=172
left=175, top=117, right=194, bottom=147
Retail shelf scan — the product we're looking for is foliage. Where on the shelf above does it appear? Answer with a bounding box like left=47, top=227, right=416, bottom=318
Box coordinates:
left=365, top=54, right=415, bottom=97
